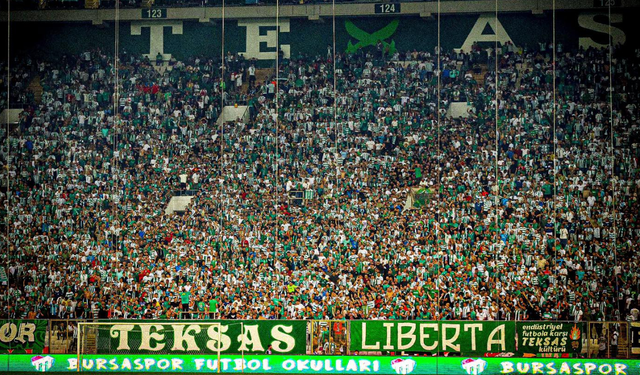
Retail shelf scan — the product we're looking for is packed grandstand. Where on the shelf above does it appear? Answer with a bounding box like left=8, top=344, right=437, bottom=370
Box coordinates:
left=1, top=18, right=640, bottom=328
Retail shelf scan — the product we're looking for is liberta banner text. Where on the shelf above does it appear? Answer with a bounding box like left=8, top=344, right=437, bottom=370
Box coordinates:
left=349, top=321, right=516, bottom=353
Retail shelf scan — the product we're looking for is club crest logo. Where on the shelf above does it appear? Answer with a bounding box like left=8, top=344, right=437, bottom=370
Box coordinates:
left=391, top=358, right=417, bottom=375
left=461, top=358, right=487, bottom=375
left=31, top=355, right=55, bottom=372
left=345, top=20, right=399, bottom=55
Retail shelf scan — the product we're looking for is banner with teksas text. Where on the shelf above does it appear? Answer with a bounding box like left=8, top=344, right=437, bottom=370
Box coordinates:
left=517, top=322, right=584, bottom=357
left=0, top=320, right=48, bottom=354
left=96, top=320, right=306, bottom=355
left=349, top=321, right=516, bottom=354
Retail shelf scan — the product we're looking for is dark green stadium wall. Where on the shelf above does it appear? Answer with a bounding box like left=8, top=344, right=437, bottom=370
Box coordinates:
left=2, top=9, right=638, bottom=60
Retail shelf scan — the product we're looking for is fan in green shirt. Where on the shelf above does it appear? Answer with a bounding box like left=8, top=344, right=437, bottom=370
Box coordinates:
left=209, top=298, right=218, bottom=314
left=180, top=291, right=191, bottom=309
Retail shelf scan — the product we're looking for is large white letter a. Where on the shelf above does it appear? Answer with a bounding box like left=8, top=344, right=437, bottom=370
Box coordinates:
left=456, top=14, right=514, bottom=52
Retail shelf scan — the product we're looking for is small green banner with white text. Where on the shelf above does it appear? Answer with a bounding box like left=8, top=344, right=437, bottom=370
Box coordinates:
left=0, top=320, right=48, bottom=354
left=349, top=321, right=516, bottom=354
left=517, top=322, right=584, bottom=357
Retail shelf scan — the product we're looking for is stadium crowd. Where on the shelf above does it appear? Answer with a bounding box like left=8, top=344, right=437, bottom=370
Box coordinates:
left=1, top=41, right=640, bottom=324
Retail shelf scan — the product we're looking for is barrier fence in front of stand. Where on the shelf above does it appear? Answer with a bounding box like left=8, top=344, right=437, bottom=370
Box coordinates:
left=1, top=319, right=639, bottom=358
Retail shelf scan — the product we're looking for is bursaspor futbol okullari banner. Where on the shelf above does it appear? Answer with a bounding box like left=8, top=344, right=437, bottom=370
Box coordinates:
left=4, top=354, right=639, bottom=374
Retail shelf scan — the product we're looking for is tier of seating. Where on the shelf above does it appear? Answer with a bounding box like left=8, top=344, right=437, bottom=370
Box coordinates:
left=0, top=43, right=639, bottom=322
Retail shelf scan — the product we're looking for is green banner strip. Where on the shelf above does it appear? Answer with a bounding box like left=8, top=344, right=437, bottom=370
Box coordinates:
left=3, top=354, right=640, bottom=375
left=517, top=322, right=584, bottom=356
left=97, top=320, right=306, bottom=355
left=350, top=321, right=516, bottom=354
left=0, top=320, right=48, bottom=354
